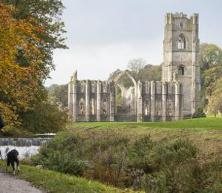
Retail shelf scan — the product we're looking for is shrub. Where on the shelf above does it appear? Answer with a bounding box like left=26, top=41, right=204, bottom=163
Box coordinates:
left=32, top=131, right=222, bottom=192
left=32, top=132, right=87, bottom=176
left=142, top=139, right=222, bottom=193
left=192, top=108, right=206, bottom=118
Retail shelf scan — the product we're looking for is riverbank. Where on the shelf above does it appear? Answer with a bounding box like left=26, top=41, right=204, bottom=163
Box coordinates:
left=0, top=162, right=141, bottom=193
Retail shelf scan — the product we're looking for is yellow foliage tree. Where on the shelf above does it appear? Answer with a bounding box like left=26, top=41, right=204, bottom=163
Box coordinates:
left=0, top=3, right=45, bottom=129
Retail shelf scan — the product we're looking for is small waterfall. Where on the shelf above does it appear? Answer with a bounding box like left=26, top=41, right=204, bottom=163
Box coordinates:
left=0, top=137, right=53, bottom=159
left=0, top=138, right=51, bottom=146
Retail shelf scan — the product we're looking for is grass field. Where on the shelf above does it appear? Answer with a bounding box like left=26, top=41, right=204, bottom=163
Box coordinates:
left=68, top=117, right=222, bottom=159
left=69, top=117, right=222, bottom=130
left=0, top=162, right=142, bottom=193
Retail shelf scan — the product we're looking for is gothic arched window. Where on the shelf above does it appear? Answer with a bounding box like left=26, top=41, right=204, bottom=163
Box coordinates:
left=178, top=65, right=185, bottom=75
left=91, top=99, right=95, bottom=115
left=79, top=99, right=85, bottom=115
left=178, top=34, right=186, bottom=50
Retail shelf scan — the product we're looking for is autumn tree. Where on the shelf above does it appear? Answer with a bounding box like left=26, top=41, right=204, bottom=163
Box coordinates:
left=0, top=3, right=43, bottom=127
left=0, top=2, right=67, bottom=135
left=2, top=0, right=67, bottom=80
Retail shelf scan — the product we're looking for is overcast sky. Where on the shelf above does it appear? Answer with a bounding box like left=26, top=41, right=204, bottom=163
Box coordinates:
left=45, top=0, right=222, bottom=86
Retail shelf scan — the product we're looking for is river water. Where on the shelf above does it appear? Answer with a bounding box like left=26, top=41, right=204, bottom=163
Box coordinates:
left=0, top=138, right=52, bottom=160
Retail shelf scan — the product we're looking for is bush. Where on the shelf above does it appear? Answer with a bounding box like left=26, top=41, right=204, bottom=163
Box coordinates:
left=143, top=140, right=222, bottom=193
left=32, top=132, right=87, bottom=176
left=32, top=131, right=222, bottom=192
left=192, top=108, right=206, bottom=118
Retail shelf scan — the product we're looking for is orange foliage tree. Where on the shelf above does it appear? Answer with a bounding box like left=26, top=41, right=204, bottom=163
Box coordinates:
left=0, top=3, right=46, bottom=128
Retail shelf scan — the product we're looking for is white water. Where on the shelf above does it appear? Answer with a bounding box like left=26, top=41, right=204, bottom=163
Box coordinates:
left=0, top=146, right=40, bottom=160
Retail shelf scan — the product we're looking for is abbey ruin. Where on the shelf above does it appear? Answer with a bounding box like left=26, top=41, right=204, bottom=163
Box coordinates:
left=68, top=12, right=201, bottom=122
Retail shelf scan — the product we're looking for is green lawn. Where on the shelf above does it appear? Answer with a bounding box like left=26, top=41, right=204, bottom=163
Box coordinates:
left=69, top=117, right=222, bottom=130
left=0, top=162, right=141, bottom=193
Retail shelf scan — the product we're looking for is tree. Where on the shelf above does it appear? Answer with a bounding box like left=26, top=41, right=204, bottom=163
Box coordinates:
left=128, top=58, right=146, bottom=73
left=203, top=65, right=222, bottom=96
left=0, top=3, right=44, bottom=128
left=140, top=64, right=161, bottom=82
left=199, top=43, right=222, bottom=110
left=0, top=2, right=67, bottom=134
left=2, top=0, right=67, bottom=81
left=207, top=78, right=222, bottom=116
left=48, top=84, right=68, bottom=108
left=200, top=43, right=222, bottom=71
left=21, top=102, right=68, bottom=133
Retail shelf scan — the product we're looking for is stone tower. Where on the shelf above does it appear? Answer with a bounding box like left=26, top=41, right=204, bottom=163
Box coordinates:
left=162, top=12, right=201, bottom=117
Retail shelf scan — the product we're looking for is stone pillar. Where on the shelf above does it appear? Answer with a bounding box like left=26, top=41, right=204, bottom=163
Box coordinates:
left=85, top=80, right=90, bottom=122
left=162, top=82, right=167, bottom=121
left=68, top=82, right=72, bottom=116
left=72, top=81, right=77, bottom=122
left=137, top=81, right=143, bottom=122
left=175, top=82, right=181, bottom=120
left=151, top=81, right=156, bottom=122
left=96, top=81, right=101, bottom=121
left=109, top=82, right=115, bottom=122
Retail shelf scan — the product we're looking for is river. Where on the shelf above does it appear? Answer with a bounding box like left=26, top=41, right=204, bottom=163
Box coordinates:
left=0, top=138, right=52, bottom=159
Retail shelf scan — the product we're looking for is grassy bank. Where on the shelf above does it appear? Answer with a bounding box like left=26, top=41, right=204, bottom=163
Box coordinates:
left=32, top=123, right=222, bottom=192
left=69, top=117, right=222, bottom=130
left=0, top=162, right=141, bottom=193
left=68, top=117, right=222, bottom=159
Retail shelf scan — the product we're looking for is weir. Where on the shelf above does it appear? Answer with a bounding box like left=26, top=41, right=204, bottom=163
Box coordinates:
left=0, top=137, right=53, bottom=159
left=0, top=138, right=52, bottom=147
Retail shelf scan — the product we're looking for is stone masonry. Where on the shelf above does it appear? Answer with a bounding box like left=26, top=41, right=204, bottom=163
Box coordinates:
left=68, top=12, right=201, bottom=122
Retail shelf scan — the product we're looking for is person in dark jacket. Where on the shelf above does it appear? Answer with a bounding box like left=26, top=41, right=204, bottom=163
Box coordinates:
left=6, top=149, right=20, bottom=175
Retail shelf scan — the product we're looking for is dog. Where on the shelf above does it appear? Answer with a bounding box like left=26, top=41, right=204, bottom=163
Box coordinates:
left=6, top=149, right=20, bottom=175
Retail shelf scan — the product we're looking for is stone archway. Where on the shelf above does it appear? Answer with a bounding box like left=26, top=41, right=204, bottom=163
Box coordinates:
left=112, top=71, right=137, bottom=121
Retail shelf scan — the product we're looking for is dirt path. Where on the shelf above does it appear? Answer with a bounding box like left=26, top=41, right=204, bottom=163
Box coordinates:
left=0, top=172, right=43, bottom=193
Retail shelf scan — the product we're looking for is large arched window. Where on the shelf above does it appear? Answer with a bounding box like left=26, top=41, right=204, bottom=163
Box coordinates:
left=79, top=98, right=85, bottom=115
left=178, top=34, right=186, bottom=50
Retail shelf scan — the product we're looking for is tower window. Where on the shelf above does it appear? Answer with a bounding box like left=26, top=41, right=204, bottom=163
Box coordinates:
left=178, top=34, right=186, bottom=49
left=178, top=65, right=185, bottom=75
left=179, top=22, right=183, bottom=29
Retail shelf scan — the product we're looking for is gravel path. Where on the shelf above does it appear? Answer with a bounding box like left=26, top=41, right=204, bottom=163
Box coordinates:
left=0, top=172, right=43, bottom=193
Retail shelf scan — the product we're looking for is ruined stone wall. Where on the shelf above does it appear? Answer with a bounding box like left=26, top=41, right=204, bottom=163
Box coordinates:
left=68, top=76, right=115, bottom=122
left=141, top=81, right=182, bottom=122
left=68, top=74, right=182, bottom=122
